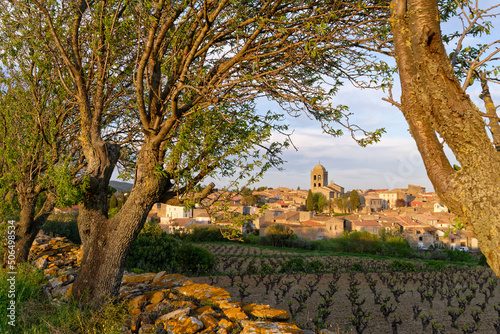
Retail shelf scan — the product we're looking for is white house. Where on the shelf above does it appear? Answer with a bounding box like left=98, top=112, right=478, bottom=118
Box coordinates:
left=159, top=204, right=193, bottom=224
left=434, top=202, right=448, bottom=213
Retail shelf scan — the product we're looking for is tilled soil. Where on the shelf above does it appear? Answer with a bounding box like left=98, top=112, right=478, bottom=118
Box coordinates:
left=191, top=272, right=500, bottom=334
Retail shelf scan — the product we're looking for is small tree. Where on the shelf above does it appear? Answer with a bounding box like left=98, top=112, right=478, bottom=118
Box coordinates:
left=350, top=190, right=361, bottom=212
left=109, top=195, right=118, bottom=209
left=306, top=190, right=314, bottom=212
left=265, top=224, right=295, bottom=247
left=313, top=193, right=328, bottom=213
left=395, top=198, right=407, bottom=208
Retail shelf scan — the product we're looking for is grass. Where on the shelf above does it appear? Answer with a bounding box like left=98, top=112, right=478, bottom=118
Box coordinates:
left=0, top=263, right=129, bottom=334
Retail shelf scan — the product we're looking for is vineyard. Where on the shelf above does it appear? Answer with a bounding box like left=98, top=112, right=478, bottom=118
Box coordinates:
left=190, top=243, right=500, bottom=334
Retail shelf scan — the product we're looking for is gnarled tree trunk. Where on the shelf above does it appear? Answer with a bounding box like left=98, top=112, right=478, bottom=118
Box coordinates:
left=71, top=141, right=173, bottom=302
left=391, top=0, right=500, bottom=276
left=2, top=183, right=56, bottom=266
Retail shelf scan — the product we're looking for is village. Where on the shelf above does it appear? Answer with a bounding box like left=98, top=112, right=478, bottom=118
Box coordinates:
left=140, top=164, right=477, bottom=252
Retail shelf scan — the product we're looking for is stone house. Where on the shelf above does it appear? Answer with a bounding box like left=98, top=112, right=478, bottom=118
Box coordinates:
left=350, top=220, right=382, bottom=236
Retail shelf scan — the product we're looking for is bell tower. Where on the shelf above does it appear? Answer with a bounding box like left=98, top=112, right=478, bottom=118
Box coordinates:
left=311, top=163, right=328, bottom=190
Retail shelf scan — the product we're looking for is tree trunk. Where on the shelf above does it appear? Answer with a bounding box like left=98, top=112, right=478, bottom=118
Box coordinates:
left=391, top=0, right=500, bottom=276
left=71, top=142, right=173, bottom=303
left=2, top=184, right=56, bottom=266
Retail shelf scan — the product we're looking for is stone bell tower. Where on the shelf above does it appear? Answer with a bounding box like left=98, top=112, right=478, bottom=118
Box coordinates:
left=311, top=163, right=328, bottom=190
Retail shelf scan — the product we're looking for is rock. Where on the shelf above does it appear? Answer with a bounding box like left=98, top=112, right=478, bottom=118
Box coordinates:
left=151, top=273, right=194, bottom=288
left=33, top=256, right=48, bottom=269
left=240, top=321, right=302, bottom=334
left=121, top=273, right=157, bottom=285
left=138, top=324, right=156, bottom=333
left=156, top=316, right=204, bottom=334
left=242, top=303, right=290, bottom=321
left=28, top=234, right=310, bottom=334
left=156, top=308, right=192, bottom=321
left=176, top=283, right=231, bottom=306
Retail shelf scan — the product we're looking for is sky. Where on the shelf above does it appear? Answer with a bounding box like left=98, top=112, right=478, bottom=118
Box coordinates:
left=226, top=7, right=500, bottom=193
left=237, top=85, right=438, bottom=192
left=112, top=4, right=499, bottom=194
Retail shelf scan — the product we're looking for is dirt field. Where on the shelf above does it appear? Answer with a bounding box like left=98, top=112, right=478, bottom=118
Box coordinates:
left=190, top=244, right=500, bottom=333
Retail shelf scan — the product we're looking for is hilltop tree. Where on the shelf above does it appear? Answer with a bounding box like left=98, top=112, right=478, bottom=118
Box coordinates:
left=3, top=0, right=392, bottom=303
left=350, top=190, right=361, bottom=212
left=313, top=193, right=328, bottom=213
left=395, top=198, right=407, bottom=208
left=306, top=190, right=314, bottom=212
left=389, top=0, right=500, bottom=276
left=335, top=195, right=349, bottom=213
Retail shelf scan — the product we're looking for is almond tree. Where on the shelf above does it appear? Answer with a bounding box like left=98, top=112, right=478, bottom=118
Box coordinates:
left=389, top=0, right=500, bottom=276
left=4, top=0, right=391, bottom=303
left=0, top=52, right=81, bottom=264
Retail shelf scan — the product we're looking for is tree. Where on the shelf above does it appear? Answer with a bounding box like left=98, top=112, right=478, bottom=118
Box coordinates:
left=4, top=0, right=392, bottom=303
left=350, top=190, right=361, bottom=212
left=335, top=195, right=349, bottom=213
left=395, top=199, right=407, bottom=208
left=0, top=35, right=81, bottom=264
left=389, top=0, right=500, bottom=277
left=306, top=190, right=314, bottom=211
left=265, top=223, right=295, bottom=247
left=313, top=192, right=327, bottom=213
left=109, top=195, right=118, bottom=210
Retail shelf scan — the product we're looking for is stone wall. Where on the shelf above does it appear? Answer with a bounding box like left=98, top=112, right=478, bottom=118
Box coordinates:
left=28, top=234, right=330, bottom=334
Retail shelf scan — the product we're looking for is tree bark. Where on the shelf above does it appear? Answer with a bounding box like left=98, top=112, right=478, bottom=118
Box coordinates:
left=71, top=142, right=173, bottom=303
left=391, top=0, right=500, bottom=276
left=2, top=184, right=56, bottom=266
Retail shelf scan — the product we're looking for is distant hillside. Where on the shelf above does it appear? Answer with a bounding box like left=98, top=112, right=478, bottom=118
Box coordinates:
left=110, top=180, right=133, bottom=192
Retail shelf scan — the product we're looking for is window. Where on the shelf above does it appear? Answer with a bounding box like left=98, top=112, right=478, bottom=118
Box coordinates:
left=318, top=175, right=321, bottom=180
left=419, top=236, right=423, bottom=241
left=314, top=183, right=316, bottom=187
left=157, top=203, right=161, bottom=208
left=361, top=227, right=365, bottom=232
left=335, top=226, right=337, bottom=230
left=314, top=175, right=317, bottom=180
left=373, top=228, right=377, bottom=233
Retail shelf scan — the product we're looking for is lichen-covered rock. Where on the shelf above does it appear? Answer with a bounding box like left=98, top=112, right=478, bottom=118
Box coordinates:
left=242, top=304, right=290, bottom=321
left=151, top=272, right=194, bottom=288
left=122, top=273, right=157, bottom=285
left=29, top=234, right=308, bottom=334
left=176, top=283, right=231, bottom=306
left=157, top=316, right=204, bottom=334
left=240, top=321, right=302, bottom=334
left=156, top=308, right=192, bottom=321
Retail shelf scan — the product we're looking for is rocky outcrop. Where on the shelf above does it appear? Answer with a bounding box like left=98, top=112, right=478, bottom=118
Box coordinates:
left=28, top=234, right=330, bottom=334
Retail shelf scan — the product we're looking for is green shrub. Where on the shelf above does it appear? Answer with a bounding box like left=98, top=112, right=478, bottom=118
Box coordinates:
left=390, top=259, right=416, bottom=272
left=311, top=238, right=344, bottom=252
left=351, top=262, right=364, bottom=272
left=242, top=234, right=259, bottom=244
left=339, top=231, right=382, bottom=254
left=443, top=249, right=476, bottom=263
left=426, top=260, right=445, bottom=270
left=176, top=243, right=216, bottom=274
left=380, top=237, right=413, bottom=258
left=306, top=259, right=325, bottom=273
left=126, top=223, right=181, bottom=273
left=262, top=224, right=295, bottom=247
left=41, top=213, right=81, bottom=244
left=284, top=237, right=312, bottom=250
left=478, top=253, right=488, bottom=266
left=279, top=257, right=306, bottom=273
left=183, top=226, right=227, bottom=242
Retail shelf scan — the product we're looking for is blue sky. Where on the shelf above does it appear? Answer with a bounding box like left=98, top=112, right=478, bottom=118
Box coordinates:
left=241, top=7, right=500, bottom=192
left=113, top=5, right=499, bottom=193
